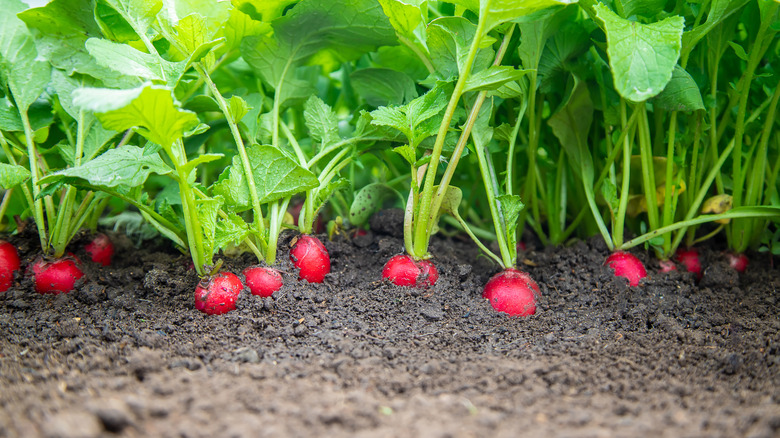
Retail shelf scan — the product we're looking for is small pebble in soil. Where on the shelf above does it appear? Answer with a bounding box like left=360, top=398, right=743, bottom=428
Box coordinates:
left=43, top=411, right=102, bottom=438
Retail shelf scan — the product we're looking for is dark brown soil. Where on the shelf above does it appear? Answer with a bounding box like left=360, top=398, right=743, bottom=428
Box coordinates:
left=2, top=218, right=779, bottom=438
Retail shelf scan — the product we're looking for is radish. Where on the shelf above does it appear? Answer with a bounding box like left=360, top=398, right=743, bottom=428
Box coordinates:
left=727, top=252, right=748, bottom=273
left=290, top=235, right=331, bottom=283
left=0, top=240, right=20, bottom=293
left=382, top=254, right=439, bottom=287
left=659, top=259, right=677, bottom=273
left=85, top=233, right=114, bottom=266
left=482, top=268, right=540, bottom=317
left=243, top=266, right=283, bottom=297
left=194, top=272, right=243, bottom=315
left=31, top=255, right=84, bottom=294
left=675, top=248, right=702, bottom=279
left=604, top=251, right=646, bottom=287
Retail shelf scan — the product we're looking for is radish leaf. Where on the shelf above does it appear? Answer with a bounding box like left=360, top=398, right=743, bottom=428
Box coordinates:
left=595, top=3, right=684, bottom=102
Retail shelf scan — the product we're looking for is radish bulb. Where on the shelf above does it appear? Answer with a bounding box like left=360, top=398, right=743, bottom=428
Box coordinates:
left=0, top=240, right=20, bottom=292
left=85, top=233, right=114, bottom=266
left=31, top=256, right=84, bottom=294
left=243, top=266, right=283, bottom=297
left=483, top=268, right=540, bottom=317
left=290, top=235, right=331, bottom=283
left=194, top=272, right=243, bottom=315
left=604, top=251, right=647, bottom=287
left=382, top=254, right=439, bottom=287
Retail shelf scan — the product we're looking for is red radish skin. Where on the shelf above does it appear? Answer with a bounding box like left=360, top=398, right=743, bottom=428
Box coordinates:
left=483, top=268, right=540, bottom=317
left=0, top=240, right=20, bottom=292
left=32, top=256, right=84, bottom=294
left=243, top=266, right=283, bottom=297
left=727, top=253, right=748, bottom=273
left=290, top=235, right=330, bottom=283
left=675, top=248, right=702, bottom=279
left=605, top=251, right=647, bottom=287
left=382, top=254, right=439, bottom=287
left=659, top=259, right=677, bottom=273
left=85, top=233, right=114, bottom=266
left=194, top=272, right=243, bottom=315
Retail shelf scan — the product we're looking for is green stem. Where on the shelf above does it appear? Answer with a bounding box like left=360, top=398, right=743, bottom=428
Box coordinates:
left=20, top=110, right=47, bottom=252
left=411, top=12, right=487, bottom=259
left=170, top=139, right=207, bottom=275
left=198, top=66, right=266, bottom=238
left=397, top=34, right=435, bottom=74
left=622, top=207, right=780, bottom=250
left=670, top=139, right=736, bottom=251
left=637, top=105, right=659, bottom=232
left=661, top=111, right=679, bottom=256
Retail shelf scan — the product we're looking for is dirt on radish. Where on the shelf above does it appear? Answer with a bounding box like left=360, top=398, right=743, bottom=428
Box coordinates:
left=0, top=221, right=778, bottom=438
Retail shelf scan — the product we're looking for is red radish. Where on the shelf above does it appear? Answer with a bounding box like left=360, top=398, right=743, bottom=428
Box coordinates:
left=194, top=272, right=243, bottom=315
left=290, top=235, right=331, bottom=283
left=243, top=266, right=283, bottom=297
left=0, top=240, right=20, bottom=293
left=604, top=251, right=647, bottom=287
left=31, top=255, right=84, bottom=294
left=517, top=241, right=527, bottom=252
left=675, top=248, right=702, bottom=279
left=483, top=268, right=540, bottom=317
left=659, top=259, right=677, bottom=273
left=727, top=252, right=748, bottom=273
left=85, top=233, right=114, bottom=266
left=382, top=254, right=439, bottom=287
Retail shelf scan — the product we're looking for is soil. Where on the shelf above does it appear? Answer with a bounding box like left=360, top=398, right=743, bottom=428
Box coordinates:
left=1, top=214, right=779, bottom=438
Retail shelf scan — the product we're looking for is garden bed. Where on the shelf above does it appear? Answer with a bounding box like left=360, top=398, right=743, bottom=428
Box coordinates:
left=2, top=222, right=778, bottom=438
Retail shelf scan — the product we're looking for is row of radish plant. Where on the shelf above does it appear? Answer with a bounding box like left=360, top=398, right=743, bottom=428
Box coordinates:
left=1, top=0, right=778, bottom=316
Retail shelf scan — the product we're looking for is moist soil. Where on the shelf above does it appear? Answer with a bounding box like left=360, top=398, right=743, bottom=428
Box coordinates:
left=1, top=214, right=779, bottom=438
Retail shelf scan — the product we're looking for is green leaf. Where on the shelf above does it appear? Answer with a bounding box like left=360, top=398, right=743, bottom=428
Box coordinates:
left=497, top=194, right=524, bottom=252
left=314, top=178, right=350, bottom=214
left=0, top=163, right=31, bottom=189
left=614, top=0, right=666, bottom=18
left=227, top=95, right=250, bottom=124
left=651, top=65, right=705, bottom=112
left=350, top=68, right=418, bottom=106
left=241, top=0, right=396, bottom=89
left=547, top=78, right=594, bottom=183
left=215, top=212, right=250, bottom=251
left=232, top=0, right=297, bottom=21
left=197, top=196, right=223, bottom=260
left=481, top=0, right=579, bottom=32
left=214, top=145, right=319, bottom=208
left=73, top=85, right=199, bottom=149
left=728, top=41, right=749, bottom=61
left=85, top=38, right=187, bottom=87
left=393, top=145, right=417, bottom=164
left=38, top=145, right=172, bottom=189
left=601, top=179, right=619, bottom=215
left=18, top=0, right=134, bottom=87
left=427, top=16, right=493, bottom=80
left=181, top=153, right=224, bottom=177
left=463, top=66, right=531, bottom=92
left=377, top=0, right=424, bottom=37
left=349, top=182, right=400, bottom=225
left=103, top=0, right=163, bottom=38
left=370, top=86, right=448, bottom=145
left=0, top=0, right=52, bottom=111
left=595, top=3, right=684, bottom=102
left=222, top=6, right=269, bottom=52
left=538, top=18, right=591, bottom=93
left=0, top=97, right=23, bottom=131
left=439, top=185, right=463, bottom=216
left=303, top=96, right=340, bottom=146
